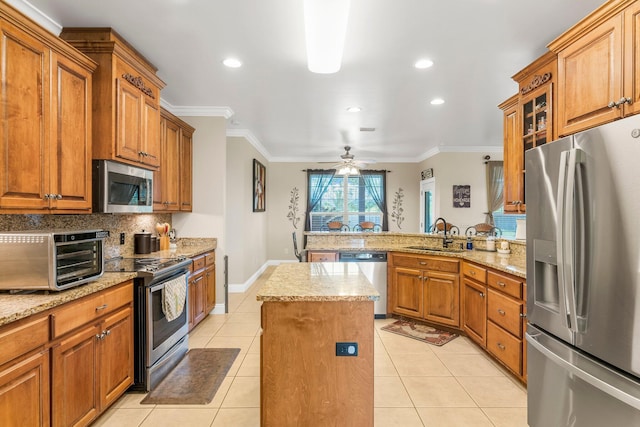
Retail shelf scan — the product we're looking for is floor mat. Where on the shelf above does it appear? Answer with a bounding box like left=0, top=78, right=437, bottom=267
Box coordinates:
left=141, top=348, right=240, bottom=405
left=381, top=319, right=458, bottom=346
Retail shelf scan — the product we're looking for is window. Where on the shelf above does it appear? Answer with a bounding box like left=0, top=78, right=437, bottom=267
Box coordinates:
left=493, top=209, right=525, bottom=239
left=308, top=171, right=385, bottom=231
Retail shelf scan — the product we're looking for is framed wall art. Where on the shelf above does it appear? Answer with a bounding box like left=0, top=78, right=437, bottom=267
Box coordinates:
left=253, top=159, right=266, bottom=212
left=453, top=185, right=470, bottom=208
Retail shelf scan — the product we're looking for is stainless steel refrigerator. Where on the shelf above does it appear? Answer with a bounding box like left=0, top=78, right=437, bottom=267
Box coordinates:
left=526, top=115, right=640, bottom=426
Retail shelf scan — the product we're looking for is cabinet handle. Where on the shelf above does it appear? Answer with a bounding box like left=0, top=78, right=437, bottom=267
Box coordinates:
left=95, top=304, right=108, bottom=311
left=609, top=97, right=632, bottom=108
left=95, top=333, right=103, bottom=340
left=497, top=281, right=506, bottom=287
left=419, top=261, right=427, bottom=265
left=479, top=292, right=485, bottom=298
left=470, top=270, right=476, bottom=276
left=43, top=194, right=50, bottom=200
left=56, top=194, right=62, bottom=200
left=520, top=313, right=527, bottom=318
left=496, top=343, right=506, bottom=351
left=104, top=329, right=111, bottom=337
left=498, top=309, right=506, bottom=316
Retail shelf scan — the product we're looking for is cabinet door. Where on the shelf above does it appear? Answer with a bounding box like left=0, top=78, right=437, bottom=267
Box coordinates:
left=179, top=128, right=193, bottom=211
left=0, top=350, right=50, bottom=427
left=98, top=306, right=134, bottom=410
left=391, top=267, right=423, bottom=318
left=423, top=270, right=459, bottom=327
left=189, top=273, right=207, bottom=330
left=557, top=13, right=623, bottom=136
left=50, top=52, right=92, bottom=212
left=502, top=96, right=522, bottom=213
left=0, top=20, right=50, bottom=211
left=52, top=324, right=99, bottom=427
left=462, top=278, right=487, bottom=346
left=623, top=1, right=640, bottom=117
left=141, top=98, right=160, bottom=168
left=154, top=116, right=180, bottom=211
left=205, top=264, right=216, bottom=314
left=116, top=78, right=142, bottom=163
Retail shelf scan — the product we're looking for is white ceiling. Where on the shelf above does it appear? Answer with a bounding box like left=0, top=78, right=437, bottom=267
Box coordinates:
left=12, top=0, right=604, bottom=163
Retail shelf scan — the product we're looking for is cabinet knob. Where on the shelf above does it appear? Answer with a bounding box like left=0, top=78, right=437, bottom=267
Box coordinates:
left=419, top=261, right=427, bottom=265
left=470, top=271, right=476, bottom=276
left=496, top=343, right=506, bottom=351
left=56, top=194, right=62, bottom=200
left=498, top=309, right=506, bottom=316
left=497, top=281, right=506, bottom=287
left=43, top=194, right=51, bottom=200
left=479, top=292, right=485, bottom=298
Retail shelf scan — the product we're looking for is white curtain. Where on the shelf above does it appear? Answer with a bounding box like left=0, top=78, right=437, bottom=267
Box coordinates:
left=485, top=161, right=503, bottom=225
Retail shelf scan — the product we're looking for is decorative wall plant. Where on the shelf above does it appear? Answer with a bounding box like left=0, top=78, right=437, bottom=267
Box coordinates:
left=391, top=187, right=405, bottom=229
left=287, top=187, right=300, bottom=229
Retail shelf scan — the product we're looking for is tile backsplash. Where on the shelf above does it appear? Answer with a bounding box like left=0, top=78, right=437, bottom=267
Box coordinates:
left=0, top=213, right=172, bottom=259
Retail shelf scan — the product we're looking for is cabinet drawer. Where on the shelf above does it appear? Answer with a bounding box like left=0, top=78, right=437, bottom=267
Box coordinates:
left=462, top=262, right=487, bottom=283
left=0, top=316, right=49, bottom=367
left=52, top=281, right=133, bottom=338
left=487, top=270, right=522, bottom=299
left=487, top=289, right=523, bottom=338
left=204, top=251, right=215, bottom=267
left=487, top=321, right=522, bottom=375
left=192, top=255, right=205, bottom=272
left=308, top=252, right=338, bottom=262
left=392, top=254, right=459, bottom=273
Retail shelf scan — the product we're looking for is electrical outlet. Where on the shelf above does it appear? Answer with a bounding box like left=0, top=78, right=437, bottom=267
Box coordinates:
left=336, top=342, right=358, bottom=357
left=120, top=232, right=125, bottom=245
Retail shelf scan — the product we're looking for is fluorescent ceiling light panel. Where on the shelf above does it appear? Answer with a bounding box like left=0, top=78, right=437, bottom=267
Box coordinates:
left=304, top=0, right=351, bottom=74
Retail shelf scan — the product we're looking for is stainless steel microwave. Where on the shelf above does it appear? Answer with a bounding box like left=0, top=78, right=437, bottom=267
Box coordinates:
left=93, top=160, right=153, bottom=213
left=0, top=230, right=108, bottom=291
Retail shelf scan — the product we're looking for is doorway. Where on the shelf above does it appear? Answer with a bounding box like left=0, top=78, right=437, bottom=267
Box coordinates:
left=419, top=178, right=436, bottom=233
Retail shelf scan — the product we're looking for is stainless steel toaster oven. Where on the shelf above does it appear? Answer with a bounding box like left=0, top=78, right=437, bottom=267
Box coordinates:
left=0, top=230, right=108, bottom=291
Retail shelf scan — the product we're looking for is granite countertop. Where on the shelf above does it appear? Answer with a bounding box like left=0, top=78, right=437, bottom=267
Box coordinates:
left=0, top=237, right=218, bottom=328
left=306, top=243, right=526, bottom=279
left=256, top=262, right=380, bottom=303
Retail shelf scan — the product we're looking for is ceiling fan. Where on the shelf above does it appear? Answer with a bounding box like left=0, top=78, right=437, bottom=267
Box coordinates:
left=321, top=146, right=374, bottom=175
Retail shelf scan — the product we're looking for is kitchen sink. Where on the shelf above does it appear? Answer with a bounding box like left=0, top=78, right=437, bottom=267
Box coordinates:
left=404, top=246, right=465, bottom=253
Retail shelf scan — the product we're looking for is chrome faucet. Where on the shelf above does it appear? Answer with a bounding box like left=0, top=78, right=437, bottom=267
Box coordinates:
left=434, top=217, right=453, bottom=248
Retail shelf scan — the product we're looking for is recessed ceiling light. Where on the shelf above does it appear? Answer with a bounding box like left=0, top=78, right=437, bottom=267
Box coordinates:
left=414, top=59, right=434, bottom=69
left=223, top=58, right=242, bottom=68
left=346, top=106, right=362, bottom=113
left=430, top=98, right=445, bottom=105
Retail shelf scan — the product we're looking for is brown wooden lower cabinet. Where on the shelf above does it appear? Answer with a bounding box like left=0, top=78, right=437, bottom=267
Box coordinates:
left=261, top=300, right=374, bottom=426
left=189, top=250, right=216, bottom=331
left=0, top=349, right=50, bottom=427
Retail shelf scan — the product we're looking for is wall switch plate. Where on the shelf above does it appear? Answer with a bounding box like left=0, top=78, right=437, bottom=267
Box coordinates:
left=120, top=232, right=125, bottom=245
left=336, top=342, right=358, bottom=357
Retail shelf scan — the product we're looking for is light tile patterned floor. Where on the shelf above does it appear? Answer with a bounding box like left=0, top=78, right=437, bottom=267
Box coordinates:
left=94, top=266, right=528, bottom=426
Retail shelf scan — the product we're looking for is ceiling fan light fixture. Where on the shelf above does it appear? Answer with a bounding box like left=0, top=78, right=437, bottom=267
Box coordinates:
left=336, top=164, right=360, bottom=176
left=304, top=0, right=351, bottom=74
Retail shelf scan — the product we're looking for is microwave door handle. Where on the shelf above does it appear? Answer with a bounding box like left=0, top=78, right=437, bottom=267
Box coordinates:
left=556, top=150, right=571, bottom=330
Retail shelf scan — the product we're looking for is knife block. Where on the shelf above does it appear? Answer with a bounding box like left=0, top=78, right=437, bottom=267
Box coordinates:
left=159, top=236, right=170, bottom=251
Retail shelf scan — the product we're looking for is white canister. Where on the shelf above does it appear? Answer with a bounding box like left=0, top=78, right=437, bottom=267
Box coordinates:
left=500, top=241, right=510, bottom=251
left=515, top=219, right=526, bottom=240
left=486, top=236, right=496, bottom=251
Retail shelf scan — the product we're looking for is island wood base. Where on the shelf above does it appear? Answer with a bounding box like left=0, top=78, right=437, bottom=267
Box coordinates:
left=260, top=300, right=374, bottom=427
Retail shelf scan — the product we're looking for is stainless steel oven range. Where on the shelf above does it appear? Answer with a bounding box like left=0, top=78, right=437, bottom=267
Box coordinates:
left=105, top=256, right=192, bottom=391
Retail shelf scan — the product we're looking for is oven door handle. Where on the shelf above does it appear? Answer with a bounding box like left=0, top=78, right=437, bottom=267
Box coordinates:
left=148, top=272, right=188, bottom=292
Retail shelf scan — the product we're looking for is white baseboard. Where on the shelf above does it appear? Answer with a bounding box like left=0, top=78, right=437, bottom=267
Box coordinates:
left=227, top=259, right=298, bottom=293
left=209, top=303, right=226, bottom=315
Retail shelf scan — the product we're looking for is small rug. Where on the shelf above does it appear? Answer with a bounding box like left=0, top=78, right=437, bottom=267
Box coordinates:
left=381, top=319, right=458, bottom=347
left=141, top=348, right=240, bottom=405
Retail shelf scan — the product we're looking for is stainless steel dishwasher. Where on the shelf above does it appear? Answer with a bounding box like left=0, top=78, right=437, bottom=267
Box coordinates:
left=338, top=251, right=387, bottom=318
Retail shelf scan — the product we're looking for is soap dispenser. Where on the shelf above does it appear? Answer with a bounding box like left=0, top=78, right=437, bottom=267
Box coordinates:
left=466, top=237, right=473, bottom=250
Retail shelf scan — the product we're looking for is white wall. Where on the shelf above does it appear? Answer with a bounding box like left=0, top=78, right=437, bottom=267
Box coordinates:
left=225, top=136, right=269, bottom=286
left=172, top=116, right=227, bottom=308
left=417, top=151, right=503, bottom=233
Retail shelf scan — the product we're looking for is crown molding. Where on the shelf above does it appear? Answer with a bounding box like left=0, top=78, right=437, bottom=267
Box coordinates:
left=227, top=129, right=271, bottom=161
left=160, top=99, right=234, bottom=118
left=5, top=0, right=62, bottom=35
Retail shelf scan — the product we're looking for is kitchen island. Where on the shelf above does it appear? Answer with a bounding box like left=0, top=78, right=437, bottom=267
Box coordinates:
left=257, top=262, right=379, bottom=427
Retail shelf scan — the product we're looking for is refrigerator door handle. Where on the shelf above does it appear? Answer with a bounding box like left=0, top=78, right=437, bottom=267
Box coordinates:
left=556, top=150, right=572, bottom=330
left=563, top=148, right=582, bottom=333
left=527, top=331, right=640, bottom=411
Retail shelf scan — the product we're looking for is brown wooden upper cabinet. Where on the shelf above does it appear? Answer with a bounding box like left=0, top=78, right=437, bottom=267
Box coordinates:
left=500, top=51, right=556, bottom=213
left=0, top=4, right=97, bottom=214
left=154, top=109, right=195, bottom=212
left=549, top=0, right=640, bottom=136
left=59, top=28, right=165, bottom=169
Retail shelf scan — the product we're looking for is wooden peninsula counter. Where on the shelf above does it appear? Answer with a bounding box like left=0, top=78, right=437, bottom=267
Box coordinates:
left=256, top=262, right=380, bottom=427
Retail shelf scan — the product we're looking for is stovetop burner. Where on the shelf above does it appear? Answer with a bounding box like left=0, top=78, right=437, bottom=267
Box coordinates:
left=104, top=256, right=191, bottom=278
